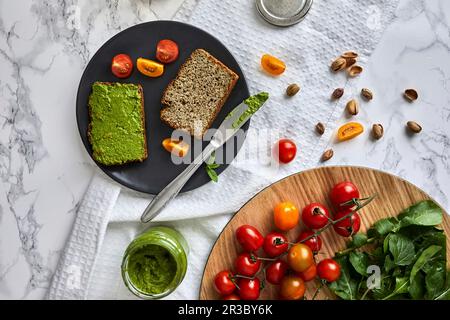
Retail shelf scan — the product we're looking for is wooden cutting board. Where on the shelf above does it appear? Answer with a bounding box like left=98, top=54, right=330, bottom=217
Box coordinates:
left=199, top=166, right=450, bottom=300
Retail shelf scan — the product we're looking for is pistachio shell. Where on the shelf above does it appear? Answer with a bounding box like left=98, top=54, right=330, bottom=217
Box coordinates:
left=361, top=88, right=373, bottom=101
left=331, top=58, right=347, bottom=72
left=321, top=149, right=334, bottom=162
left=286, top=83, right=300, bottom=97
left=332, top=88, right=344, bottom=99
left=348, top=65, right=363, bottom=77
left=316, top=122, right=325, bottom=135
left=404, top=89, right=418, bottom=102
left=407, top=121, right=422, bottom=133
left=372, top=124, right=384, bottom=140
left=346, top=99, right=359, bottom=116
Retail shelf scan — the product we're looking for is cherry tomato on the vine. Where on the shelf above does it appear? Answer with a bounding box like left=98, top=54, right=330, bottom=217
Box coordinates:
left=279, top=275, right=306, bottom=300
left=222, top=293, right=240, bottom=300
left=111, top=54, right=133, bottom=78
left=274, top=139, right=297, bottom=164
left=156, top=39, right=179, bottom=64
left=333, top=209, right=361, bottom=237
left=235, top=253, right=261, bottom=277
left=302, top=203, right=330, bottom=229
left=330, top=181, right=360, bottom=209
left=214, top=270, right=236, bottom=296
left=297, top=231, right=322, bottom=253
left=266, top=259, right=289, bottom=285
left=274, top=201, right=299, bottom=231
left=298, top=263, right=317, bottom=282
left=263, top=232, right=288, bottom=257
left=287, top=243, right=314, bottom=273
left=317, top=259, right=341, bottom=282
left=237, top=278, right=260, bottom=300
left=236, top=225, right=264, bottom=252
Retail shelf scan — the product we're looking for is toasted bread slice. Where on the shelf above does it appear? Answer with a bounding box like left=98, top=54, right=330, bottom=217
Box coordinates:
left=160, top=49, right=239, bottom=137
left=88, top=82, right=148, bottom=165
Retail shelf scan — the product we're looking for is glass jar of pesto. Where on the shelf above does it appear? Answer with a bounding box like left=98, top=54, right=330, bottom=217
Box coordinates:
left=121, top=226, right=188, bottom=299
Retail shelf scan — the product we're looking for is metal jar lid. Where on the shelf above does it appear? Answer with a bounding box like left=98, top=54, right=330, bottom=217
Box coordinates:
left=256, top=0, right=313, bottom=27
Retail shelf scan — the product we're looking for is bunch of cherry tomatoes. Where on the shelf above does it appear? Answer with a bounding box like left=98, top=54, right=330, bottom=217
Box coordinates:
left=214, top=181, right=363, bottom=300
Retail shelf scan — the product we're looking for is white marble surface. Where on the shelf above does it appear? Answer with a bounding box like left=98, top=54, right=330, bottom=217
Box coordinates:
left=0, top=0, right=449, bottom=299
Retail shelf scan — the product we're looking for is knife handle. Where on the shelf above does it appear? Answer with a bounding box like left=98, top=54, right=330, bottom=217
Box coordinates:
left=140, top=143, right=216, bottom=223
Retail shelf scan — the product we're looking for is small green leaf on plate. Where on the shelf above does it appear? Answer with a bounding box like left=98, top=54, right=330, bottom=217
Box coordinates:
left=388, top=234, right=415, bottom=266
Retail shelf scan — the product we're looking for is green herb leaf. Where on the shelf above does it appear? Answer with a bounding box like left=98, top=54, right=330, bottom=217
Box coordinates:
left=206, top=167, right=218, bottom=182
left=409, top=245, right=442, bottom=284
left=434, top=271, right=450, bottom=300
left=371, top=217, right=399, bottom=236
left=382, top=277, right=410, bottom=300
left=388, top=234, right=415, bottom=266
left=409, top=272, right=425, bottom=299
left=398, top=200, right=443, bottom=228
left=349, top=252, right=369, bottom=276
left=384, top=255, right=395, bottom=273
left=205, top=152, right=219, bottom=182
left=328, top=256, right=359, bottom=300
left=350, top=233, right=368, bottom=248
left=425, top=265, right=446, bottom=299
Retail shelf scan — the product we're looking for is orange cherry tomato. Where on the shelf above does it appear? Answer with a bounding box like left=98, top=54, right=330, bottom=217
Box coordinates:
left=274, top=201, right=299, bottom=231
left=261, top=54, right=286, bottom=76
left=137, top=58, right=164, bottom=77
left=156, top=39, right=179, bottom=64
left=111, top=54, right=133, bottom=78
left=298, top=263, right=317, bottom=282
left=162, top=138, right=190, bottom=157
left=279, top=275, right=306, bottom=300
left=337, top=122, right=364, bottom=141
left=287, top=243, right=314, bottom=273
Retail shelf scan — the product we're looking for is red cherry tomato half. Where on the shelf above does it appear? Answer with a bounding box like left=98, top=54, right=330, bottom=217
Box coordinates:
left=297, top=231, right=322, bottom=253
left=156, top=39, right=179, bottom=64
left=266, top=259, right=289, bottom=285
left=298, top=263, right=317, bottom=282
left=235, top=253, right=261, bottom=277
left=222, top=293, right=240, bottom=300
left=111, top=54, right=133, bottom=78
left=317, top=259, right=341, bottom=282
left=333, top=209, right=361, bottom=237
left=263, top=232, right=288, bottom=257
left=236, top=225, right=264, bottom=252
left=275, top=139, right=297, bottom=164
left=302, top=203, right=331, bottom=229
left=330, top=181, right=360, bottom=209
left=214, top=270, right=236, bottom=296
left=237, top=278, right=260, bottom=300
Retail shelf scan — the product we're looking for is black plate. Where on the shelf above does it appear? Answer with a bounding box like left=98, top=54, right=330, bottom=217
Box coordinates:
left=76, top=21, right=250, bottom=195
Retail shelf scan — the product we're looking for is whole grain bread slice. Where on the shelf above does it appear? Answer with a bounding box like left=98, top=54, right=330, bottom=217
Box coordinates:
left=88, top=82, right=148, bottom=166
left=160, top=49, right=239, bottom=137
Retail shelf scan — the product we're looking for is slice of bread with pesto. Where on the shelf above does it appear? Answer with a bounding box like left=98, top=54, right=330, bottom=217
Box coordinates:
left=88, top=82, right=148, bottom=165
left=160, top=49, right=239, bottom=137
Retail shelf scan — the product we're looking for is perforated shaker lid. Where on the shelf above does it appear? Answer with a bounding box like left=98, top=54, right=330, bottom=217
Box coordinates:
left=256, top=0, right=313, bottom=27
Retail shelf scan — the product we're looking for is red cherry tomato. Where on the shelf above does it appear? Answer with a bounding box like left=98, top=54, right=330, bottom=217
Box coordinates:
left=222, top=293, right=240, bottom=300
left=111, top=54, right=133, bottom=78
left=266, top=259, right=289, bottom=285
left=263, top=232, right=288, bottom=257
left=236, top=225, right=264, bottom=252
left=330, top=181, right=360, bottom=209
left=298, top=263, right=317, bottom=282
left=275, top=139, right=297, bottom=164
left=237, top=278, right=260, bottom=300
left=333, top=209, right=361, bottom=237
left=214, top=270, right=236, bottom=296
left=235, top=253, right=261, bottom=277
left=297, top=231, right=322, bottom=253
left=317, top=259, right=341, bottom=282
left=156, top=39, right=179, bottom=64
left=302, top=203, right=331, bottom=229
left=279, top=275, right=306, bottom=300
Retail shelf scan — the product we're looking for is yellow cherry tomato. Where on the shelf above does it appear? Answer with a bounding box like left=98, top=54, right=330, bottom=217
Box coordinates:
left=261, top=54, right=286, bottom=76
left=337, top=122, right=364, bottom=141
left=137, top=58, right=164, bottom=77
left=287, top=243, right=314, bottom=273
left=274, top=201, right=299, bottom=231
left=162, top=138, right=189, bottom=157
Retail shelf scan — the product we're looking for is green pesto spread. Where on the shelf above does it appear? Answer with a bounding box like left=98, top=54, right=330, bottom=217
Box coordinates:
left=233, top=92, right=269, bottom=128
left=127, top=244, right=177, bottom=295
left=88, top=82, right=146, bottom=165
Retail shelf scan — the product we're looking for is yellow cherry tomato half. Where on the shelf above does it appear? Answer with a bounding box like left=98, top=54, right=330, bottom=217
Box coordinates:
left=162, top=138, right=190, bottom=157
left=274, top=201, right=299, bottom=231
left=261, top=54, right=286, bottom=76
left=337, top=122, right=364, bottom=141
left=287, top=243, right=314, bottom=273
left=137, top=58, right=164, bottom=77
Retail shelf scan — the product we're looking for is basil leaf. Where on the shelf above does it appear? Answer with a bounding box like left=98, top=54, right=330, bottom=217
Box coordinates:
left=372, top=276, right=394, bottom=300
left=425, top=265, right=446, bottom=299
left=382, top=277, right=410, bottom=300
left=434, top=271, right=450, bottom=300
left=350, top=233, right=368, bottom=248
left=371, top=217, right=399, bottom=236
left=328, top=256, right=359, bottom=300
left=388, top=234, right=415, bottom=266
left=409, top=245, right=442, bottom=284
left=398, top=200, right=442, bottom=228
left=409, top=272, right=425, bottom=299
left=349, top=252, right=369, bottom=276
left=384, top=255, right=395, bottom=273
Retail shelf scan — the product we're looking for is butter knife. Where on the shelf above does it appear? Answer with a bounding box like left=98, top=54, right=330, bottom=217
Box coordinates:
left=140, top=92, right=269, bottom=223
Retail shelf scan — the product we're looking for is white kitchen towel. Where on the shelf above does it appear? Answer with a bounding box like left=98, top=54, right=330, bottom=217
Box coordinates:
left=48, top=0, right=399, bottom=299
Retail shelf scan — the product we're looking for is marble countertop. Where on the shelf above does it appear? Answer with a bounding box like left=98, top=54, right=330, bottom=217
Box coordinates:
left=1, top=0, right=449, bottom=299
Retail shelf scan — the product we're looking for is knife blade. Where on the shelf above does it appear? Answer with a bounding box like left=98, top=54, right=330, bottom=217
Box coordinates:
left=140, top=92, right=269, bottom=223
